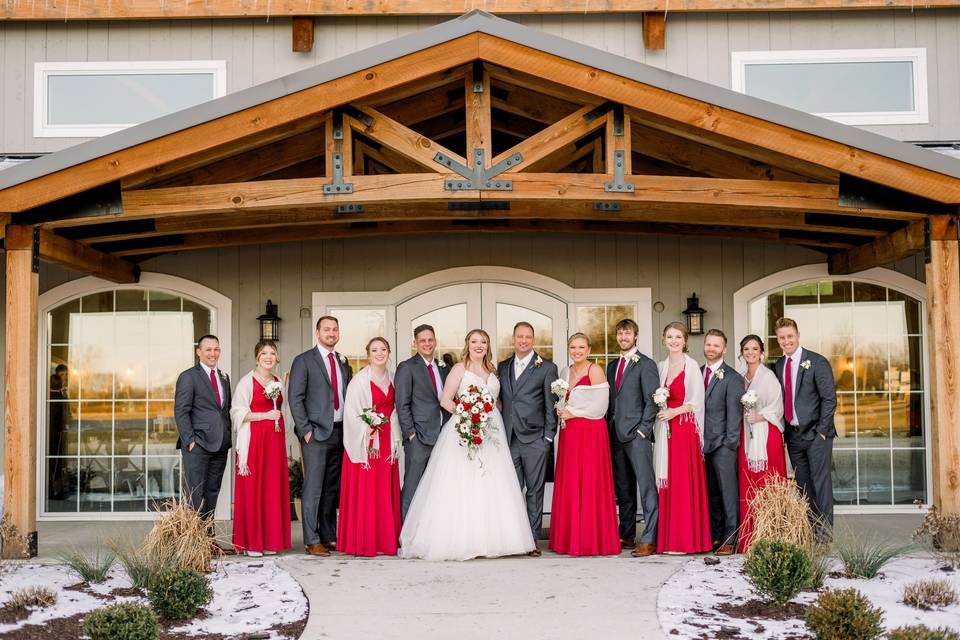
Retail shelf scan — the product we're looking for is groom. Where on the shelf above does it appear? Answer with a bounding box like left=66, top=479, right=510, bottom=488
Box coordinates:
left=774, top=317, right=837, bottom=532
left=497, top=321, right=559, bottom=555
left=606, top=318, right=661, bottom=558
left=395, top=324, right=450, bottom=520
left=701, top=329, right=743, bottom=555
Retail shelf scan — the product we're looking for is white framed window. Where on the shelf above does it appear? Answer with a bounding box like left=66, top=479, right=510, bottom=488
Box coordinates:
left=731, top=49, right=928, bottom=126
left=34, top=60, right=227, bottom=138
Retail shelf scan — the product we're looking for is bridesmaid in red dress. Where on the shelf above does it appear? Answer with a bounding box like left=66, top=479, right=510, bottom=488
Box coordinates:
left=231, top=340, right=292, bottom=557
left=549, top=333, right=620, bottom=556
left=656, top=322, right=711, bottom=554
left=338, top=337, right=402, bottom=557
left=736, top=334, right=787, bottom=553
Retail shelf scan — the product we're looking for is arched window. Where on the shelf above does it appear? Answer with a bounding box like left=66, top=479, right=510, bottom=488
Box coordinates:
left=40, top=274, right=229, bottom=517
left=746, top=276, right=926, bottom=508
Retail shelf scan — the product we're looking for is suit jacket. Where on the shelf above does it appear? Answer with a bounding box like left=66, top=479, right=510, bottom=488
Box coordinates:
left=701, top=362, right=744, bottom=454
left=497, top=352, right=559, bottom=444
left=775, top=348, right=837, bottom=441
left=174, top=363, right=232, bottom=452
left=288, top=346, right=353, bottom=443
left=606, top=350, right=660, bottom=443
left=394, top=354, right=450, bottom=446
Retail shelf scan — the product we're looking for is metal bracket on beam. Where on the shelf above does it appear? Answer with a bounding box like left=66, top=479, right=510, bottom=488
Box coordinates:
left=924, top=217, right=932, bottom=264
left=604, top=150, right=635, bottom=193
left=611, top=105, right=625, bottom=137
left=331, top=110, right=344, bottom=140
left=593, top=202, right=621, bottom=212
left=336, top=204, right=365, bottom=214
left=472, top=60, right=485, bottom=94
left=436, top=148, right=522, bottom=191
left=323, top=152, right=353, bottom=195
left=582, top=101, right=614, bottom=124
left=31, top=227, right=40, bottom=273
left=342, top=105, right=373, bottom=127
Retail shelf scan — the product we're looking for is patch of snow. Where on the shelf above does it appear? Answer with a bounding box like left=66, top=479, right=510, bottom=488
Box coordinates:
left=659, top=556, right=960, bottom=639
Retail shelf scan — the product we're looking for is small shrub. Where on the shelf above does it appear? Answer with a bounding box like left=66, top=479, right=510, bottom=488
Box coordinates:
left=805, top=588, right=883, bottom=640
left=887, top=626, right=960, bottom=640
left=143, top=498, right=217, bottom=573
left=7, top=586, right=57, bottom=609
left=745, top=476, right=816, bottom=552
left=59, top=544, right=115, bottom=583
left=83, top=603, right=159, bottom=640
left=834, top=533, right=910, bottom=579
left=902, top=577, right=958, bottom=610
left=147, top=566, right=213, bottom=620
left=914, top=504, right=960, bottom=569
left=744, top=539, right=814, bottom=604
left=0, top=513, right=29, bottom=559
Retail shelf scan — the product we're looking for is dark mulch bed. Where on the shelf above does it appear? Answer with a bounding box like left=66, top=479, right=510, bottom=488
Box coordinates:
left=0, top=612, right=85, bottom=639
left=0, top=604, right=30, bottom=625
left=716, top=599, right=808, bottom=621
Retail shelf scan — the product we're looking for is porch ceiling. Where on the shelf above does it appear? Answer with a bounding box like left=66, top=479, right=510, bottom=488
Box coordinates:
left=2, top=11, right=959, bottom=283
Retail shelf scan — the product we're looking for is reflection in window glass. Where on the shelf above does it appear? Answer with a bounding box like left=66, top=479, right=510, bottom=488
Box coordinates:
left=575, top=304, right=637, bottom=368
left=757, top=279, right=925, bottom=506
left=328, top=308, right=387, bottom=373
left=495, top=304, right=554, bottom=364
left=44, top=289, right=213, bottom=513
left=410, top=304, right=468, bottom=364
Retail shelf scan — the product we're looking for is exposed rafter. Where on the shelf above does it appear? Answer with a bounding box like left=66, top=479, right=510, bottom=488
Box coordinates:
left=5, top=225, right=139, bottom=283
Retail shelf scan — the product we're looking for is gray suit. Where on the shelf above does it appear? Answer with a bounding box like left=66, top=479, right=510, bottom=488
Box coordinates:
left=497, top=352, right=559, bottom=538
left=775, top=348, right=837, bottom=528
left=394, top=354, right=450, bottom=520
left=174, top=363, right=232, bottom=519
left=606, top=351, right=660, bottom=545
left=289, top=346, right=352, bottom=545
left=701, top=362, right=743, bottom=547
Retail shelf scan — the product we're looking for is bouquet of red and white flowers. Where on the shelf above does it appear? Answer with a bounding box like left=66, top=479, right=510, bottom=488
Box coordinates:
left=359, top=407, right=388, bottom=458
left=453, top=384, right=494, bottom=460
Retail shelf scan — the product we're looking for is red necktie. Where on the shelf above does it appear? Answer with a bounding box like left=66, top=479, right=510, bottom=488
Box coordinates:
left=704, top=367, right=712, bottom=390
left=209, top=368, right=221, bottom=406
left=327, top=352, right=340, bottom=411
left=784, top=357, right=794, bottom=424
left=615, top=357, right=626, bottom=390
left=427, top=362, right=439, bottom=398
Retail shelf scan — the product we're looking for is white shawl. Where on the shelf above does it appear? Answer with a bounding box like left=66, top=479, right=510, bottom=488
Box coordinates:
left=739, top=363, right=784, bottom=473
left=654, top=354, right=705, bottom=488
left=559, top=367, right=609, bottom=420
left=230, top=371, right=295, bottom=476
left=343, top=366, right=401, bottom=468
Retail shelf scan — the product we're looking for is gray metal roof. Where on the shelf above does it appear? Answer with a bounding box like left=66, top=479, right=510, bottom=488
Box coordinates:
left=2, top=9, right=960, bottom=194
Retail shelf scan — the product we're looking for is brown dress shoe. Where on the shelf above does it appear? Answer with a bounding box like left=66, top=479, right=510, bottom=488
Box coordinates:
left=322, top=540, right=337, bottom=551
left=620, top=537, right=636, bottom=549
left=527, top=548, right=542, bottom=557
left=631, top=543, right=656, bottom=558
left=305, top=543, right=330, bottom=557
left=715, top=544, right=736, bottom=556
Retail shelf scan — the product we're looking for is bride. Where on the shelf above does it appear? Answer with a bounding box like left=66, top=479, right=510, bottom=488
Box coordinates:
left=399, top=329, right=536, bottom=561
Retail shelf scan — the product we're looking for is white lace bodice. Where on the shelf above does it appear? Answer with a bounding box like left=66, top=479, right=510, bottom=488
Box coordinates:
left=459, top=369, right=500, bottom=403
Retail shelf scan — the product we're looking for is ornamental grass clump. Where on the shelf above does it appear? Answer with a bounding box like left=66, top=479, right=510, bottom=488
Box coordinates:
left=109, top=538, right=166, bottom=591
left=806, top=544, right=832, bottom=591
left=745, top=476, right=815, bottom=552
left=58, top=543, right=115, bottom=583
left=805, top=588, right=883, bottom=640
left=834, top=532, right=910, bottom=579
left=887, top=626, right=960, bottom=640
left=913, top=505, right=960, bottom=569
left=7, top=586, right=57, bottom=609
left=142, top=497, right=216, bottom=573
left=83, top=603, right=160, bottom=640
left=147, top=566, right=213, bottom=620
left=743, top=539, right=813, bottom=604
left=0, top=513, right=29, bottom=560
left=902, top=577, right=958, bottom=610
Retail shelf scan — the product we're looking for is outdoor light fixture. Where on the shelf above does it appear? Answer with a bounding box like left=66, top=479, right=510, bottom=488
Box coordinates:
left=258, top=300, right=281, bottom=341
left=683, top=293, right=706, bottom=335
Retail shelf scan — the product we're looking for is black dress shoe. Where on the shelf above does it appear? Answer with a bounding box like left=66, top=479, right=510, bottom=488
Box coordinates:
left=322, top=540, right=337, bottom=550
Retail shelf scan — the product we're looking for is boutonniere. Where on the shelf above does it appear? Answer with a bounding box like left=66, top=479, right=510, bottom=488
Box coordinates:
left=629, top=353, right=640, bottom=364
left=714, top=368, right=725, bottom=380
left=533, top=356, right=543, bottom=369
left=218, top=369, right=228, bottom=381
left=800, top=360, right=812, bottom=370
left=338, top=353, right=347, bottom=365
left=436, top=359, right=446, bottom=369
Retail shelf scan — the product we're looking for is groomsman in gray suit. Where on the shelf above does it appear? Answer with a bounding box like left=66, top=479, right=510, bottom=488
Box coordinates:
left=701, top=329, right=743, bottom=555
left=497, top=322, right=559, bottom=554
left=774, top=317, right=837, bottom=532
left=175, top=335, right=232, bottom=525
left=605, top=318, right=661, bottom=558
left=395, top=324, right=450, bottom=520
left=289, top=315, right=352, bottom=556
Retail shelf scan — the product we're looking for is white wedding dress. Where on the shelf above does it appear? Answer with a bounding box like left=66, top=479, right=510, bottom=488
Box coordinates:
left=399, top=369, right=536, bottom=561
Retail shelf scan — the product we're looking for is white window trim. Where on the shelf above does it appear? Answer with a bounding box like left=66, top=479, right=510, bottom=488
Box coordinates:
left=33, top=60, right=227, bottom=138
left=731, top=48, right=928, bottom=126
left=36, top=273, right=233, bottom=521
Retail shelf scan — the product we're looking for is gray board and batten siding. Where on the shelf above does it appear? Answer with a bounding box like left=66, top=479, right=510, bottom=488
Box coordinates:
left=1, top=9, right=960, bottom=159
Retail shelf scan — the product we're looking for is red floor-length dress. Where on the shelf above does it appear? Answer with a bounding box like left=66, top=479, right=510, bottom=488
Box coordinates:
left=657, top=370, right=712, bottom=554
left=549, top=368, right=620, bottom=556
left=737, top=423, right=788, bottom=553
left=233, top=376, right=292, bottom=554
left=337, top=382, right=402, bottom=557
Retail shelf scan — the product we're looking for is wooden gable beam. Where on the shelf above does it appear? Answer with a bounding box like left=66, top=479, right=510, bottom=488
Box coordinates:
left=374, top=82, right=465, bottom=127
left=5, top=225, right=139, bottom=283
left=495, top=103, right=610, bottom=171
left=465, top=63, right=492, bottom=166
left=828, top=218, right=931, bottom=275
left=345, top=105, right=467, bottom=172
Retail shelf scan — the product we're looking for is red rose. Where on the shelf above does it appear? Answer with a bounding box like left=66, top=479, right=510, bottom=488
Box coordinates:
left=471, top=427, right=479, bottom=434
left=471, top=436, right=482, bottom=444
left=471, top=413, right=481, bottom=423
left=483, top=403, right=492, bottom=412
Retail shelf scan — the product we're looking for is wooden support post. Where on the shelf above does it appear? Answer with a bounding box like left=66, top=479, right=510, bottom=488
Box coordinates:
left=325, top=110, right=353, bottom=180
left=606, top=105, right=632, bottom=177
left=292, top=17, right=314, bottom=53
left=926, top=214, right=960, bottom=513
left=3, top=225, right=39, bottom=557
left=643, top=12, right=666, bottom=50
left=465, top=62, right=492, bottom=168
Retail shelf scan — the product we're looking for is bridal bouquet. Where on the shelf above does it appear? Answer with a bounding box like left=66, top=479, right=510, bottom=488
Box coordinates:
left=263, top=379, right=283, bottom=432
left=359, top=407, right=388, bottom=457
left=453, top=384, right=494, bottom=460
left=741, top=389, right=759, bottom=439
left=653, top=386, right=671, bottom=438
left=550, top=378, right=569, bottom=428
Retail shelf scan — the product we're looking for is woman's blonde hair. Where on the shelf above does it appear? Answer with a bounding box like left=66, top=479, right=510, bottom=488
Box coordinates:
left=662, top=321, right=689, bottom=353
left=365, top=336, right=391, bottom=354
left=567, top=332, right=591, bottom=348
left=460, top=329, right=497, bottom=375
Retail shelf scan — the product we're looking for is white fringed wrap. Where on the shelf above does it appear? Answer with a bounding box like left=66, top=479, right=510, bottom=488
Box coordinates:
left=653, top=354, right=705, bottom=489
left=230, top=372, right=295, bottom=476
left=343, top=366, right=401, bottom=468
left=738, top=363, right=784, bottom=473
left=558, top=367, right=610, bottom=420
